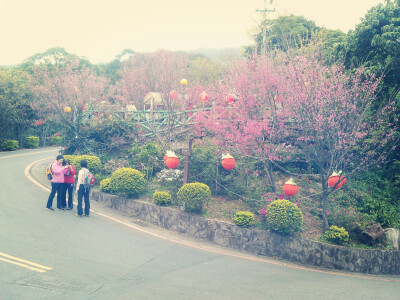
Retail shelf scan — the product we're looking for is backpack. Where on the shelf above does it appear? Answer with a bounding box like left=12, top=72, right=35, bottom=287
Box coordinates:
left=46, top=164, right=53, bottom=180
left=83, top=169, right=95, bottom=190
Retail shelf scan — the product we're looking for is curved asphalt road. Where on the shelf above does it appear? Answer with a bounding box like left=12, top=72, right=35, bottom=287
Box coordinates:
left=0, top=148, right=399, bottom=299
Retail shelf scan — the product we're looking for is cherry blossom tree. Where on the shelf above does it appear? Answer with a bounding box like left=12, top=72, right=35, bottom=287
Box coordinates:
left=194, top=56, right=293, bottom=191
left=114, top=50, right=202, bottom=149
left=195, top=53, right=398, bottom=230
left=282, top=54, right=398, bottom=229
left=30, top=60, right=108, bottom=150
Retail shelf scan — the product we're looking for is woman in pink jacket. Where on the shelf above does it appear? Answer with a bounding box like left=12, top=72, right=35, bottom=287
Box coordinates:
left=61, top=159, right=75, bottom=210
left=46, top=155, right=68, bottom=211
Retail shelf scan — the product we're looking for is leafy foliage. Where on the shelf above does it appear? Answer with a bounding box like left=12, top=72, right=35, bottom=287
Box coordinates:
left=100, top=178, right=111, bottom=193
left=177, top=182, right=211, bottom=214
left=233, top=211, right=255, bottom=228
left=1, top=140, right=18, bottom=151
left=153, top=191, right=172, bottom=206
left=24, top=136, right=39, bottom=149
left=63, top=154, right=102, bottom=174
left=110, top=167, right=145, bottom=198
left=322, top=225, right=349, bottom=245
left=265, top=200, right=303, bottom=234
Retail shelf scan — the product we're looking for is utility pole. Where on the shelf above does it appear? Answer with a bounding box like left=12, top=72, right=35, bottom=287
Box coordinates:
left=256, top=0, right=275, bottom=55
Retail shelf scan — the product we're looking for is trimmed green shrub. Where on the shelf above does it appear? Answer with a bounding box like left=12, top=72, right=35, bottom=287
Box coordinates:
left=265, top=199, right=303, bottom=234
left=234, top=211, right=255, bottom=228
left=64, top=155, right=102, bottom=174
left=79, top=155, right=102, bottom=174
left=50, top=135, right=62, bottom=146
left=100, top=178, right=111, bottom=193
left=153, top=191, right=172, bottom=206
left=177, top=182, right=211, bottom=214
left=24, top=136, right=39, bottom=149
left=2, top=140, right=18, bottom=151
left=322, top=225, right=349, bottom=245
left=110, top=167, right=145, bottom=198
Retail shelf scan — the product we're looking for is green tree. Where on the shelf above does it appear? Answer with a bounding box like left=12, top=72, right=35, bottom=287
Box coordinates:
left=343, top=0, right=400, bottom=103
left=0, top=69, right=35, bottom=145
left=249, top=15, right=319, bottom=55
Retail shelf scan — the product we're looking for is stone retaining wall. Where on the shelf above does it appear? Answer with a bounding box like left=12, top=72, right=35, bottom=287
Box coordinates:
left=91, top=190, right=400, bottom=275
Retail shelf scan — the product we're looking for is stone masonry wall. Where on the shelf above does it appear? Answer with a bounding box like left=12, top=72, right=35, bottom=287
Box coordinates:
left=91, top=190, right=400, bottom=275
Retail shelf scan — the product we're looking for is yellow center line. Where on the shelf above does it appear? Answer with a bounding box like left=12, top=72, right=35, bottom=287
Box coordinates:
left=0, top=252, right=52, bottom=273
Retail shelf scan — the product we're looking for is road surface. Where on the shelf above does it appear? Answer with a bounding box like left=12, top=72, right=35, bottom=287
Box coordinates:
left=0, top=148, right=399, bottom=299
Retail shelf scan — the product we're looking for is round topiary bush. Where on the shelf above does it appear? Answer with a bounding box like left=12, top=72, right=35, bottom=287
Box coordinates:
left=153, top=191, right=172, bottom=206
left=100, top=178, right=111, bottom=193
left=2, top=140, right=18, bottom=151
left=79, top=155, right=102, bottom=174
left=234, top=211, right=255, bottom=228
left=322, top=225, right=349, bottom=245
left=24, top=136, right=39, bottom=149
left=110, top=167, right=146, bottom=198
left=64, top=155, right=102, bottom=174
left=177, top=182, right=211, bottom=214
left=265, top=199, right=303, bottom=234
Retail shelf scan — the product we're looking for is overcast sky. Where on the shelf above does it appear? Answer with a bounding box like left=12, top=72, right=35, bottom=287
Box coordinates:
left=0, top=0, right=385, bottom=65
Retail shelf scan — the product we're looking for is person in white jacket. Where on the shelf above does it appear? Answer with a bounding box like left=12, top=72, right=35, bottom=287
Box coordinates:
left=75, top=159, right=90, bottom=217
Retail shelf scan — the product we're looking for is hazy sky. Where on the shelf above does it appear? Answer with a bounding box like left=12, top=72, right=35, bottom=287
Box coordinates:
left=0, top=0, right=385, bottom=65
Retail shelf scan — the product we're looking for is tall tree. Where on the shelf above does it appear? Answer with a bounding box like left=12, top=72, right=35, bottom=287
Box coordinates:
left=249, top=15, right=319, bottom=55
left=282, top=54, right=398, bottom=230
left=0, top=69, right=35, bottom=145
left=194, top=56, right=291, bottom=191
left=30, top=60, right=108, bottom=151
left=343, top=0, right=400, bottom=102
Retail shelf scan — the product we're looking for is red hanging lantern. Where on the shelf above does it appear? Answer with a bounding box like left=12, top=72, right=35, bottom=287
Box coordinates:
left=83, top=104, right=87, bottom=111
left=165, top=150, right=179, bottom=169
left=226, top=94, right=235, bottom=103
left=169, top=90, right=177, bottom=100
left=283, top=178, right=298, bottom=196
left=200, top=91, right=209, bottom=102
left=328, top=171, right=347, bottom=190
left=222, top=153, right=236, bottom=170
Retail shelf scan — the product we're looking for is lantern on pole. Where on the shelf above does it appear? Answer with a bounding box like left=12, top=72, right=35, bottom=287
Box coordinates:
left=64, top=106, right=71, bottom=113
left=169, top=90, right=178, bottom=100
left=165, top=150, right=179, bottom=169
left=180, top=78, right=187, bottom=86
left=221, top=153, right=236, bottom=170
left=283, top=178, right=298, bottom=196
left=226, top=94, right=235, bottom=103
left=200, top=91, right=209, bottom=102
left=328, top=171, right=347, bottom=190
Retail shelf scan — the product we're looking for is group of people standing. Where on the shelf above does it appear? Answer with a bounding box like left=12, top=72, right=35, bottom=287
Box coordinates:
left=46, top=155, right=91, bottom=217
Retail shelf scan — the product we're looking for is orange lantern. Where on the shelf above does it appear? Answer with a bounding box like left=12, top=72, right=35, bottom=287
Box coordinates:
left=64, top=106, right=71, bottom=113
left=226, top=94, right=235, bottom=103
left=222, top=153, right=236, bottom=170
left=165, top=150, right=179, bottom=169
left=200, top=91, right=209, bottom=102
left=328, top=171, right=347, bottom=190
left=180, top=79, right=187, bottom=86
left=169, top=90, right=177, bottom=100
left=283, top=178, right=298, bottom=196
